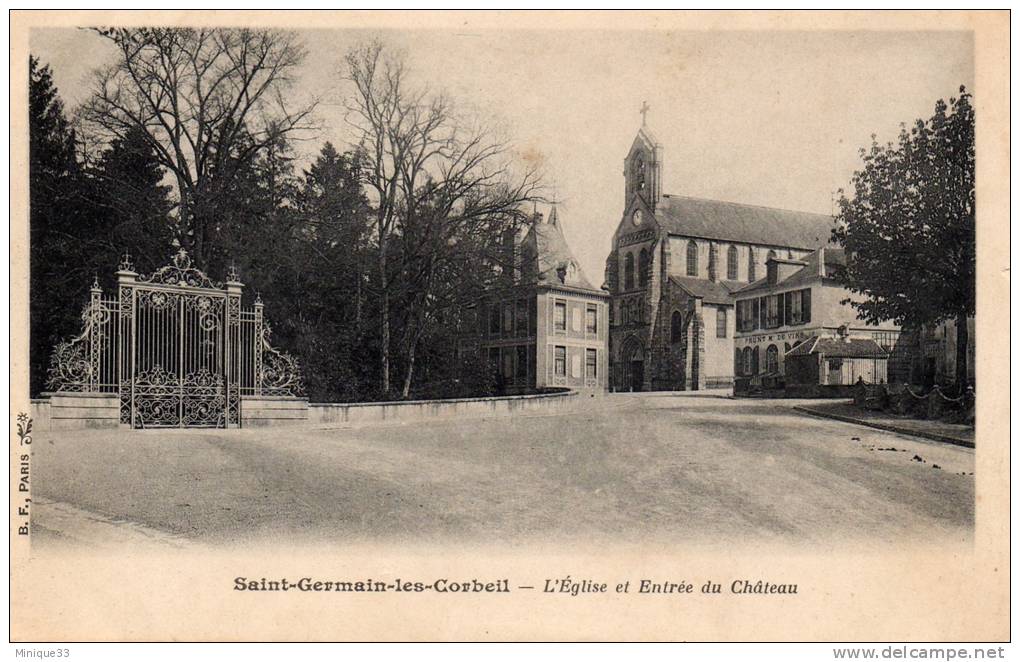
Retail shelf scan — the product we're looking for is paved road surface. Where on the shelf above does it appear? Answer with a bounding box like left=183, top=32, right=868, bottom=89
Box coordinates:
left=32, top=394, right=973, bottom=548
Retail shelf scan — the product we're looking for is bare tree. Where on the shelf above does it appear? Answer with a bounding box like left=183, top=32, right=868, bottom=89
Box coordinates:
left=80, top=27, right=317, bottom=267
left=343, top=40, right=542, bottom=396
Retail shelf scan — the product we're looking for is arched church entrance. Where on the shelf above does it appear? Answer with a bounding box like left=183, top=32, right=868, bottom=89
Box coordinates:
left=621, top=337, right=645, bottom=392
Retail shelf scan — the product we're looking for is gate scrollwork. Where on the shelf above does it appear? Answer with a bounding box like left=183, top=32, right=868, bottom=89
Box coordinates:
left=46, top=249, right=305, bottom=427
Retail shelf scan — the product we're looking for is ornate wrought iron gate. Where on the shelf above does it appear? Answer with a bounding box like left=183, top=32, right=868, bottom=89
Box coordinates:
left=47, top=250, right=303, bottom=428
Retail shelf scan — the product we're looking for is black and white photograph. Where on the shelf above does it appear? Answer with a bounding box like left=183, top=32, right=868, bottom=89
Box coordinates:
left=8, top=9, right=1009, bottom=648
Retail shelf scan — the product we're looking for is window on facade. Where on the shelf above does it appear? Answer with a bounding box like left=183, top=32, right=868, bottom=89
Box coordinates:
left=624, top=253, right=635, bottom=290
left=742, top=347, right=753, bottom=375
left=671, top=310, right=683, bottom=343
left=503, top=304, right=513, bottom=336
left=489, top=304, right=500, bottom=335
left=748, top=250, right=756, bottom=282
left=638, top=248, right=650, bottom=287
left=716, top=307, right=728, bottom=338
left=788, top=290, right=803, bottom=324
left=765, top=295, right=780, bottom=328
left=586, top=348, right=597, bottom=378
left=735, top=300, right=748, bottom=332
left=554, top=346, right=567, bottom=377
left=727, top=245, right=738, bottom=280
left=766, top=344, right=779, bottom=374
left=502, top=348, right=514, bottom=379
left=488, top=347, right=499, bottom=370
left=554, top=301, right=566, bottom=331
left=515, top=299, right=527, bottom=337
left=516, top=345, right=528, bottom=381
left=686, top=240, right=698, bottom=277
left=734, top=348, right=742, bottom=376
left=786, top=289, right=812, bottom=325
left=586, top=305, right=598, bottom=334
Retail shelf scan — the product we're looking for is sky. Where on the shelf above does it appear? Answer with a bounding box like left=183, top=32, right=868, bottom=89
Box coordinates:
left=31, top=27, right=973, bottom=284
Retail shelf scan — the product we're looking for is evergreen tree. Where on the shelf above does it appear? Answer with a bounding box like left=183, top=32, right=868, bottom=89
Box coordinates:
left=29, top=56, right=88, bottom=396
left=29, top=56, right=175, bottom=396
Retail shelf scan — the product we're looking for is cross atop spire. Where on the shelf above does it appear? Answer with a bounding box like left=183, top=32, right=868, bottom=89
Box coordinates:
left=639, top=100, right=650, bottom=126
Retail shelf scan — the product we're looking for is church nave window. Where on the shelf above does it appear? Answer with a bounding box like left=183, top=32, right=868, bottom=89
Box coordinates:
left=638, top=248, right=650, bottom=287
left=727, top=245, right=738, bottom=280
left=686, top=240, right=699, bottom=277
left=670, top=310, right=683, bottom=344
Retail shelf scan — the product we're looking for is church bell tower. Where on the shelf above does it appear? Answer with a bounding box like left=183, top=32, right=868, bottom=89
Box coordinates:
left=624, top=101, right=663, bottom=213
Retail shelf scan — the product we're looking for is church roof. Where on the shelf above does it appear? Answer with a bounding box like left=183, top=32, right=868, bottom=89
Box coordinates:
left=656, top=194, right=834, bottom=250
left=526, top=208, right=602, bottom=294
left=668, top=276, right=736, bottom=305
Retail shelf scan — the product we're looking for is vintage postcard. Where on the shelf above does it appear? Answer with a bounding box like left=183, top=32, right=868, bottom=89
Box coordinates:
left=8, top=10, right=1010, bottom=643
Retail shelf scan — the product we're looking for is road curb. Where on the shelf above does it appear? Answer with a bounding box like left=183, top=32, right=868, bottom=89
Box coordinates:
left=792, top=406, right=975, bottom=449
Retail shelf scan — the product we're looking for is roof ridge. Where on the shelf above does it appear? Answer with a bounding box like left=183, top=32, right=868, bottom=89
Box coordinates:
left=662, top=193, right=832, bottom=219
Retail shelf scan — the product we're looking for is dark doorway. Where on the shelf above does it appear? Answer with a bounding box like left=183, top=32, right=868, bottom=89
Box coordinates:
left=630, top=360, right=644, bottom=392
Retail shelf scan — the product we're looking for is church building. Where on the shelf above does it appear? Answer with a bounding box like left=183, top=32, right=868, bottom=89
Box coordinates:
left=605, top=117, right=835, bottom=392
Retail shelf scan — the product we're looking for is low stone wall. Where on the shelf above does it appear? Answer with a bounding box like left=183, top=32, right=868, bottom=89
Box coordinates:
left=241, top=396, right=310, bottom=427
left=33, top=392, right=120, bottom=430
left=309, top=389, right=578, bottom=426
left=29, top=390, right=576, bottom=430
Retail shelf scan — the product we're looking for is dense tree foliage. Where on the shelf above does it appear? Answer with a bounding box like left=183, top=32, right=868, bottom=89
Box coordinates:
left=832, top=86, right=975, bottom=386
left=29, top=57, right=173, bottom=396
left=343, top=41, right=542, bottom=396
left=32, top=34, right=540, bottom=402
left=80, top=27, right=316, bottom=269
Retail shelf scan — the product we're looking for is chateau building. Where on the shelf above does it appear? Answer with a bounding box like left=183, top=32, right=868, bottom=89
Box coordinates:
left=464, top=208, right=610, bottom=395
left=605, top=120, right=837, bottom=391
